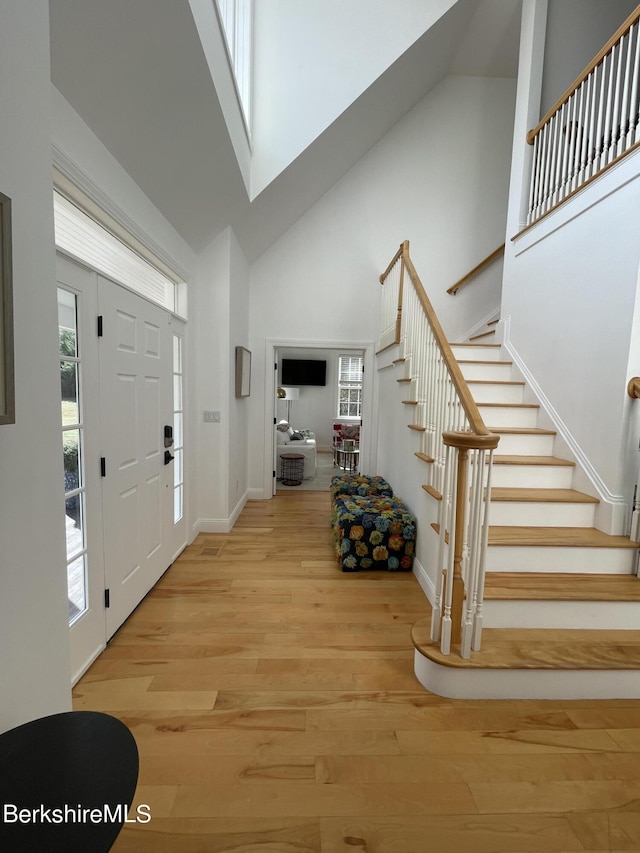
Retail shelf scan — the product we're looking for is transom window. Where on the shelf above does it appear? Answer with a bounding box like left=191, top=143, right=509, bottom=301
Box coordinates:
left=337, top=355, right=363, bottom=419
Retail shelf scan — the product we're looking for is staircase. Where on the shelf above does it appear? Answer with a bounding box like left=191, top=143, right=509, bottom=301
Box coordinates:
left=412, top=334, right=640, bottom=699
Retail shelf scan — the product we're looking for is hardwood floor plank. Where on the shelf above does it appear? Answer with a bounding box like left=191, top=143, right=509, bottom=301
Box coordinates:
left=469, top=780, right=640, bottom=813
left=113, top=818, right=322, bottom=852
left=396, top=728, right=622, bottom=755
left=319, top=815, right=585, bottom=853
left=65, top=493, right=640, bottom=853
left=169, top=780, right=479, bottom=818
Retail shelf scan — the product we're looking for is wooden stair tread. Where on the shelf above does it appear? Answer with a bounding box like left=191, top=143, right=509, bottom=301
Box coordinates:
left=422, top=484, right=442, bottom=500
left=452, top=342, right=501, bottom=349
left=493, top=455, right=575, bottom=467
left=392, top=357, right=406, bottom=364
left=415, top=452, right=434, bottom=463
left=490, top=426, right=556, bottom=435
left=469, top=331, right=495, bottom=341
left=488, top=526, right=640, bottom=548
left=467, top=380, right=525, bottom=387
left=408, top=424, right=425, bottom=432
left=488, top=318, right=499, bottom=325
left=402, top=399, right=418, bottom=405
left=396, top=377, right=411, bottom=383
left=457, top=359, right=512, bottom=365
left=477, top=402, right=539, bottom=409
left=484, top=572, right=640, bottom=602
left=412, top=618, right=640, bottom=670
left=490, top=488, right=599, bottom=504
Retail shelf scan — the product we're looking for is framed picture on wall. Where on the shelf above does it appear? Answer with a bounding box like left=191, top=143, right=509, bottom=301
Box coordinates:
left=0, top=192, right=14, bottom=425
left=235, top=346, right=251, bottom=398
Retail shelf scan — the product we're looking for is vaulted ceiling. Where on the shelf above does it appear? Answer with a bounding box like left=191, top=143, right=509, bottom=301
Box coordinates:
left=49, top=0, right=521, bottom=261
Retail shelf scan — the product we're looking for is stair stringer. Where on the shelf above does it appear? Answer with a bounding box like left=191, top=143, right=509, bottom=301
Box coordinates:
left=499, top=315, right=629, bottom=536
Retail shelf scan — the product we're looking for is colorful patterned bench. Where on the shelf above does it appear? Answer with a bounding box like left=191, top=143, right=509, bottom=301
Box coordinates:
left=333, top=493, right=417, bottom=572
left=330, top=473, right=393, bottom=503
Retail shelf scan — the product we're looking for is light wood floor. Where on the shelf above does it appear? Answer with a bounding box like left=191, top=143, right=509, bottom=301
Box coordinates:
left=73, top=492, right=640, bottom=852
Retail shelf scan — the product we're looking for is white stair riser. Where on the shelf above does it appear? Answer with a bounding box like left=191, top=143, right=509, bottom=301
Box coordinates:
left=478, top=406, right=539, bottom=428
left=458, top=362, right=514, bottom=382
left=490, top=433, right=555, bottom=455
left=483, top=599, right=640, bottom=630
left=488, top=465, right=574, bottom=489
left=414, top=651, right=640, bottom=699
left=486, top=545, right=636, bottom=574
left=488, top=501, right=597, bottom=528
left=468, top=383, right=525, bottom=404
left=451, top=345, right=501, bottom=361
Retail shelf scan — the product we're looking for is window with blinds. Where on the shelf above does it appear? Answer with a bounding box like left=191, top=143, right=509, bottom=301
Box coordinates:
left=337, top=355, right=363, bottom=419
left=53, top=192, right=178, bottom=314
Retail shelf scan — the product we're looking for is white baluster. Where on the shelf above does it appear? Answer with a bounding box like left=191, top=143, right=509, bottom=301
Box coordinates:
left=472, top=448, right=495, bottom=652
left=578, top=72, right=592, bottom=186
left=528, top=133, right=540, bottom=223
left=586, top=64, right=599, bottom=179
left=629, top=22, right=640, bottom=145
left=619, top=29, right=633, bottom=156
left=461, top=448, right=484, bottom=659
left=431, top=444, right=454, bottom=642
left=594, top=56, right=607, bottom=172
left=611, top=39, right=624, bottom=159
left=440, top=445, right=459, bottom=656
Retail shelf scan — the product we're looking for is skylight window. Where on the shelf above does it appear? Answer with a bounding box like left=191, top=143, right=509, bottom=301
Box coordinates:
left=215, top=0, right=253, bottom=132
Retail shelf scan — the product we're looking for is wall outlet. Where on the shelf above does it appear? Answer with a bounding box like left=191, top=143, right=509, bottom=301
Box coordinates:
left=203, top=410, right=221, bottom=423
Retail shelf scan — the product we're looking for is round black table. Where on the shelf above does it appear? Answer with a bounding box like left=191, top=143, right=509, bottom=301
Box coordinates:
left=0, top=710, right=139, bottom=852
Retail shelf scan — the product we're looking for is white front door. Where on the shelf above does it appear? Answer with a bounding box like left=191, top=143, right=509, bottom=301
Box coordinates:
left=98, top=277, right=174, bottom=638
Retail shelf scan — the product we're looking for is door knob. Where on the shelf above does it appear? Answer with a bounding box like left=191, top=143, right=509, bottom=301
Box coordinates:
left=164, top=450, right=174, bottom=465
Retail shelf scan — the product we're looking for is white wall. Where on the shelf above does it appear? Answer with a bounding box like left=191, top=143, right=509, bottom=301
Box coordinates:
left=190, top=226, right=251, bottom=531
left=503, top=0, right=640, bottom=526
left=540, top=0, right=638, bottom=116
left=51, top=87, right=196, bottom=280
left=191, top=229, right=233, bottom=531
left=251, top=0, right=458, bottom=196
left=248, top=74, right=516, bottom=493
left=0, top=2, right=71, bottom=729
left=228, top=229, right=250, bottom=517
left=503, top=156, right=640, bottom=511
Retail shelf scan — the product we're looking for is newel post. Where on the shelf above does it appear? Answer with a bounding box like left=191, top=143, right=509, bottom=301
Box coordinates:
left=442, top=430, right=500, bottom=648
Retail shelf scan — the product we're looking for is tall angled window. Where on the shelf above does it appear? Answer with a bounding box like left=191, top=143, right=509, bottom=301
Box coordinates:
left=215, top=0, right=253, bottom=131
left=337, top=355, right=363, bottom=419
left=58, top=287, right=88, bottom=625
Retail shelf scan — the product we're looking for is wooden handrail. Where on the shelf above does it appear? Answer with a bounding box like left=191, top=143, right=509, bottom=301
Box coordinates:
left=628, top=377, right=640, bottom=398
left=401, top=244, right=492, bottom=437
left=380, top=242, right=405, bottom=284
left=447, top=244, right=505, bottom=295
left=527, top=3, right=640, bottom=144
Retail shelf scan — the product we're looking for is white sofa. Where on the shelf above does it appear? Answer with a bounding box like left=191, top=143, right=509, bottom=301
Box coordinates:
left=276, top=423, right=317, bottom=480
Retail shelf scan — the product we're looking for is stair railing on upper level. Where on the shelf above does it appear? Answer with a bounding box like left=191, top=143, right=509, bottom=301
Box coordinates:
left=527, top=4, right=640, bottom=226
left=379, top=241, right=499, bottom=658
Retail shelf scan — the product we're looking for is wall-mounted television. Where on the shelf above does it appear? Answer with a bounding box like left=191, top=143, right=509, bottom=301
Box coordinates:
left=281, top=358, right=327, bottom=386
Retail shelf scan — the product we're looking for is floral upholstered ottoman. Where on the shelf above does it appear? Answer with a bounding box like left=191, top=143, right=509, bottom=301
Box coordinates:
left=330, top=474, right=393, bottom=503
left=333, top=494, right=416, bottom=572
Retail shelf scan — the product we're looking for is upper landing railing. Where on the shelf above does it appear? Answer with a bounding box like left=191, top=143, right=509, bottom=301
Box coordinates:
left=527, top=4, right=640, bottom=225
left=379, top=241, right=499, bottom=658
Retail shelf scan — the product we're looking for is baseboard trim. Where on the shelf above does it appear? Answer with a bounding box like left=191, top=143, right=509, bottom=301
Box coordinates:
left=412, top=558, right=435, bottom=605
